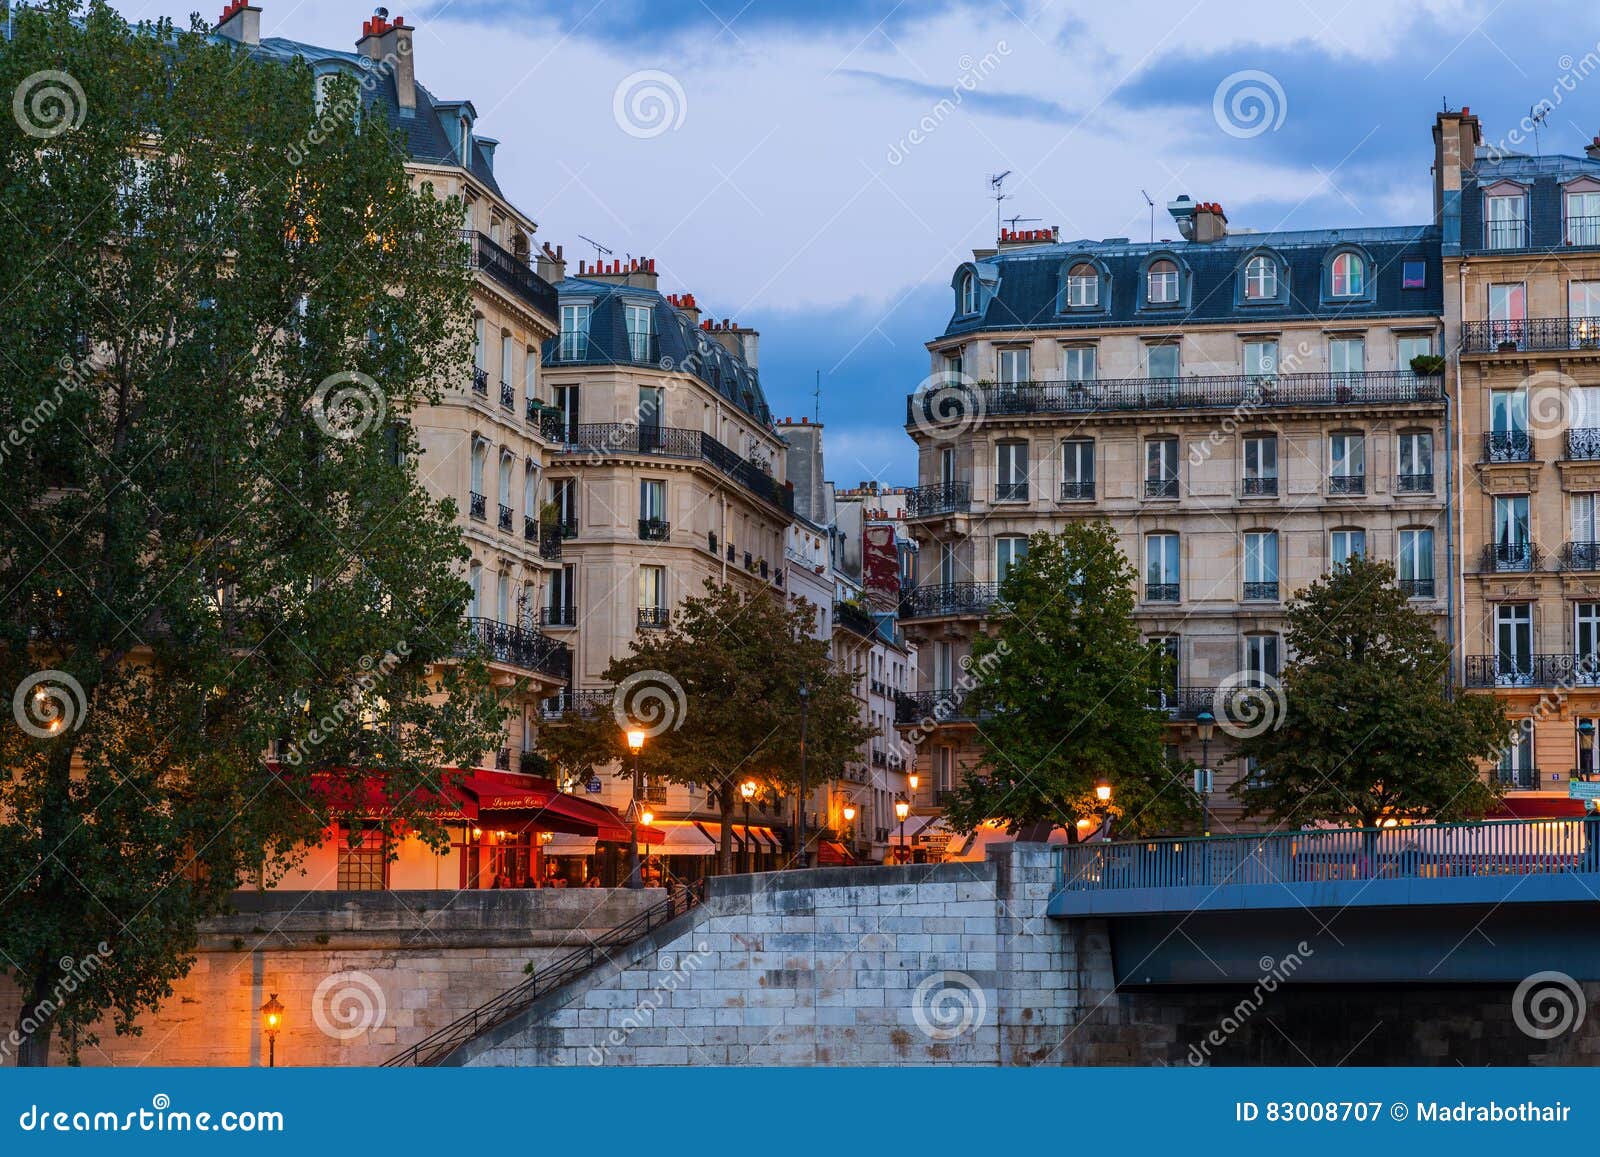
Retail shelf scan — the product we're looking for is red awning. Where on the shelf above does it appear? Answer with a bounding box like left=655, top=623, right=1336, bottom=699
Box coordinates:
left=304, top=769, right=476, bottom=820
left=460, top=771, right=662, bottom=843
left=816, top=840, right=857, bottom=866
left=1491, top=796, right=1588, bottom=819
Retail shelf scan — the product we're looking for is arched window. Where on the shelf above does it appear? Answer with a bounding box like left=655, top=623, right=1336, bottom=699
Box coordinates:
left=1244, top=255, right=1278, bottom=300
left=959, top=272, right=977, bottom=315
left=1331, top=252, right=1364, bottom=297
left=498, top=450, right=514, bottom=509
left=473, top=315, right=486, bottom=370
left=524, top=345, right=538, bottom=405
left=470, top=439, right=487, bottom=499
left=523, top=460, right=539, bottom=519
left=500, top=331, right=513, bottom=388
left=468, top=561, right=482, bottom=618
left=1147, top=259, right=1179, bottom=304
left=496, top=571, right=511, bottom=624
left=1066, top=263, right=1098, bottom=308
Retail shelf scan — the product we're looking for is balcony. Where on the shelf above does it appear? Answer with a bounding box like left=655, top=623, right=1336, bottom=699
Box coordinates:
left=1568, top=216, right=1600, bottom=246
left=1483, top=220, right=1529, bottom=251
left=638, top=518, right=671, bottom=542
left=1562, top=542, right=1600, bottom=571
left=1328, top=473, right=1365, bottom=495
left=546, top=326, right=659, bottom=366
left=1397, top=578, right=1436, bottom=599
left=523, top=515, right=539, bottom=542
left=526, top=397, right=542, bottom=422
left=540, top=605, right=577, bottom=628
left=1464, top=654, right=1600, bottom=688
left=1242, top=581, right=1279, bottom=601
left=1145, top=477, right=1179, bottom=499
left=638, top=606, right=671, bottom=629
left=1481, top=541, right=1538, bottom=573
left=1462, top=317, right=1600, bottom=354
left=1144, top=583, right=1180, bottom=603
left=834, top=600, right=877, bottom=638
left=557, top=519, right=578, bottom=540
left=498, top=504, right=513, bottom=532
left=994, top=480, right=1029, bottom=503
left=905, top=481, right=971, bottom=518
left=469, top=491, right=486, bottom=521
left=1396, top=472, right=1434, bottom=494
left=460, top=617, right=570, bottom=680
left=1497, top=767, right=1538, bottom=790
left=1240, top=475, right=1277, bottom=497
left=539, top=688, right=614, bottom=720
left=1568, top=428, right=1600, bottom=460
left=500, top=381, right=514, bottom=410
left=894, top=688, right=985, bottom=726
left=1483, top=431, right=1532, bottom=462
left=539, top=524, right=563, bottom=561
left=538, top=409, right=569, bottom=442
left=1060, top=479, right=1095, bottom=501
left=471, top=367, right=488, bottom=397
left=552, top=423, right=794, bottom=515
left=905, top=370, right=1441, bottom=425
left=640, top=778, right=668, bottom=804
left=899, top=582, right=1000, bottom=621
left=462, top=230, right=560, bottom=319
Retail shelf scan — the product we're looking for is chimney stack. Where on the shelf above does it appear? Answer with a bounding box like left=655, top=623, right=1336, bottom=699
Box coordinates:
left=667, top=292, right=701, bottom=327
left=1586, top=135, right=1600, bottom=162
left=1167, top=196, right=1227, bottom=242
left=996, top=225, right=1059, bottom=249
left=216, top=0, right=262, bottom=45
left=575, top=257, right=658, bottom=290
left=537, top=242, right=566, bottom=283
left=707, top=319, right=759, bottom=368
left=1432, top=107, right=1481, bottom=253
left=357, top=10, right=415, bottom=111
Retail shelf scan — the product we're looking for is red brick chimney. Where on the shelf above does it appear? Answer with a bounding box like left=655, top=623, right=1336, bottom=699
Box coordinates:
left=575, top=256, right=658, bottom=291
left=215, top=0, right=261, bottom=45
left=536, top=242, right=566, bottom=282
left=357, top=11, right=415, bottom=111
left=1586, top=135, right=1600, bottom=162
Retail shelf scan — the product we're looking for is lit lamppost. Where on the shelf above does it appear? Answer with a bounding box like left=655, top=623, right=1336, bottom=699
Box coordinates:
left=740, top=779, right=757, bottom=873
left=894, top=797, right=910, bottom=861
left=640, top=807, right=655, bottom=886
left=1195, top=709, right=1215, bottom=838
left=260, top=992, right=283, bottom=1068
left=1579, top=719, right=1596, bottom=782
left=842, top=802, right=856, bottom=853
left=626, top=727, right=646, bottom=888
left=795, top=682, right=809, bottom=869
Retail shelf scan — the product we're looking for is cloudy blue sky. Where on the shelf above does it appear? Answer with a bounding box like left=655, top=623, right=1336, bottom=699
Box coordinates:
left=112, top=0, right=1600, bottom=481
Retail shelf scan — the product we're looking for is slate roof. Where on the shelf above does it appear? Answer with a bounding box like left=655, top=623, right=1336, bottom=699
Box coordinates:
left=1461, top=150, right=1600, bottom=253
left=941, top=225, right=1443, bottom=339
left=548, top=278, right=773, bottom=425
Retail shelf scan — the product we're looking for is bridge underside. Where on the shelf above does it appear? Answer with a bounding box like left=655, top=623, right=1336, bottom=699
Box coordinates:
left=1097, top=900, right=1600, bottom=986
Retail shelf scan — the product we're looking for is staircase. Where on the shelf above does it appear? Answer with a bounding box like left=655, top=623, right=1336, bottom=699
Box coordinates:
left=382, top=883, right=705, bottom=1067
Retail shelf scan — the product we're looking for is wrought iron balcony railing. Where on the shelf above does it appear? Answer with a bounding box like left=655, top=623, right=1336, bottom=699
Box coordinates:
left=1462, top=317, right=1600, bottom=354
left=527, top=397, right=542, bottom=422
left=469, top=491, right=486, bottom=521
left=1240, top=475, right=1277, bottom=497
left=1481, top=541, right=1538, bottom=572
left=523, top=515, right=539, bottom=542
left=638, top=518, right=670, bottom=542
left=894, top=688, right=985, bottom=727
left=1060, top=479, right=1095, bottom=501
left=834, top=601, right=877, bottom=638
left=905, top=480, right=971, bottom=517
left=552, top=423, right=794, bottom=514
left=500, top=381, right=514, bottom=409
left=1328, top=473, right=1365, bottom=495
left=899, top=582, right=1000, bottom=620
left=1396, top=472, right=1434, bottom=493
left=462, top=230, right=560, bottom=319
left=1145, top=477, right=1179, bottom=499
left=557, top=519, right=578, bottom=540
left=1464, top=654, right=1600, bottom=687
left=994, top=480, right=1029, bottom=502
left=1567, top=428, right=1600, bottom=460
left=471, top=367, right=488, bottom=396
left=1397, top=577, right=1436, bottom=599
left=906, top=370, right=1441, bottom=425
left=1562, top=541, right=1600, bottom=571
left=637, top=606, right=671, bottom=629
left=1484, top=430, right=1532, bottom=462
left=1242, top=581, right=1279, bottom=601
left=1497, top=766, right=1538, bottom=790
left=540, top=605, right=577, bottom=628
left=1483, top=220, right=1529, bottom=250
left=498, top=504, right=513, bottom=532
left=1567, top=216, right=1600, bottom=246
left=539, top=524, right=563, bottom=561
left=538, top=688, right=614, bottom=720
left=1144, top=583, right=1180, bottom=602
left=538, top=408, right=569, bottom=441
left=459, top=617, right=570, bottom=679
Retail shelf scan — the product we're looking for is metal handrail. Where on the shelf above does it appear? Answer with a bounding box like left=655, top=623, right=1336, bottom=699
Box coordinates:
left=382, top=882, right=705, bottom=1067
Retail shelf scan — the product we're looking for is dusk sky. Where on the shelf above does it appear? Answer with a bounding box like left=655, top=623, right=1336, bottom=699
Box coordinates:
left=111, top=0, right=1600, bottom=482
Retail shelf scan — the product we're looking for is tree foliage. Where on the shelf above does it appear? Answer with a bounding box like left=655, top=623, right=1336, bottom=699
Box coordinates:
left=1231, top=556, right=1506, bottom=827
left=556, top=581, right=870, bottom=872
left=942, top=521, right=1195, bottom=839
left=0, top=1, right=507, bottom=1063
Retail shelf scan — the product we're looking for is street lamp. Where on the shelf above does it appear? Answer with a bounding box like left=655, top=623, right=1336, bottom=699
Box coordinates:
left=1094, top=778, right=1112, bottom=803
left=895, top=797, right=910, bottom=861
left=1195, top=710, right=1215, bottom=837
left=740, top=779, right=758, bottom=873
left=841, top=801, right=856, bottom=855
left=796, top=683, right=809, bottom=869
left=260, top=992, right=283, bottom=1068
left=908, top=772, right=920, bottom=794
left=626, top=727, right=646, bottom=889
left=1579, top=719, right=1596, bottom=783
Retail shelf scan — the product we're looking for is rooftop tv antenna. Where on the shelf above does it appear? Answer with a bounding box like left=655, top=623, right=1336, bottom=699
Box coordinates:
left=577, top=234, right=613, bottom=261
left=814, top=369, right=821, bottom=423
left=1002, top=215, right=1041, bottom=233
left=1140, top=189, right=1156, bottom=243
left=989, top=171, right=1012, bottom=239
left=1530, top=103, right=1550, bottom=156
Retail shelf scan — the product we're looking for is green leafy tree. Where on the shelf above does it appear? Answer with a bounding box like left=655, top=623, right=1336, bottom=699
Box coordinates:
left=1231, top=556, right=1506, bottom=828
left=0, top=2, right=507, bottom=1064
left=943, top=522, right=1195, bottom=841
left=560, top=581, right=870, bottom=873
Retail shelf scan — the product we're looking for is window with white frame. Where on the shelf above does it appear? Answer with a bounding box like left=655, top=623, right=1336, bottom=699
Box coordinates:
left=499, top=332, right=513, bottom=388
left=1243, top=339, right=1278, bottom=377
left=996, top=346, right=1031, bottom=385
left=1146, top=343, right=1179, bottom=379
left=1568, top=190, right=1600, bottom=245
left=1398, top=430, right=1433, bottom=491
left=1062, top=345, right=1096, bottom=382
left=1146, top=437, right=1179, bottom=497
left=559, top=303, right=590, bottom=360
left=1243, top=531, right=1278, bottom=598
left=1242, top=434, right=1277, bottom=495
left=1329, top=432, right=1365, bottom=486
left=1144, top=533, right=1179, bottom=599
left=995, top=440, right=1029, bottom=500
left=1245, top=634, right=1280, bottom=683
left=1330, top=528, right=1366, bottom=567
left=1397, top=333, right=1434, bottom=369
left=640, top=479, right=666, bottom=523
left=639, top=565, right=666, bottom=611
left=1147, top=260, right=1179, bottom=304
left=1062, top=439, right=1094, bottom=499
left=960, top=272, right=977, bottom=315
left=1330, top=335, right=1365, bottom=375
left=995, top=536, right=1028, bottom=583
left=1244, top=255, right=1278, bottom=300
left=1397, top=528, right=1434, bottom=596
left=1066, top=263, right=1099, bottom=307
left=1330, top=252, right=1365, bottom=297
left=1495, top=603, right=1532, bottom=682
left=625, top=304, right=654, bottom=361
left=1574, top=493, right=1600, bottom=546
left=1486, top=192, right=1527, bottom=249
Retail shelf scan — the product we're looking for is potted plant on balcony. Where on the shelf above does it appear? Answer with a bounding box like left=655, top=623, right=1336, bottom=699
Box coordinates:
left=1409, top=353, right=1445, bottom=377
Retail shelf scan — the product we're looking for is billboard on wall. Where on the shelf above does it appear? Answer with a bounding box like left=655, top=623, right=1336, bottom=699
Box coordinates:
left=863, top=525, right=900, bottom=599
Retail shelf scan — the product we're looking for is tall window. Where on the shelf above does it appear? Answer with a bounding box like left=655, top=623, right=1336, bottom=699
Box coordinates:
left=496, top=571, right=511, bottom=624
left=1489, top=387, right=1530, bottom=461
left=1568, top=192, right=1600, bottom=245
left=469, top=439, right=487, bottom=516
left=1147, top=259, right=1179, bottom=304
left=546, top=565, right=576, bottom=622
left=1488, top=283, right=1527, bottom=349
left=939, top=446, right=956, bottom=486
left=932, top=641, right=954, bottom=689
left=1494, top=495, right=1532, bottom=570
left=995, top=536, right=1028, bottom=583
left=468, top=560, right=482, bottom=618
left=1397, top=334, right=1434, bottom=369
left=1244, top=255, right=1277, bottom=299
left=640, top=479, right=666, bottom=523
left=1498, top=725, right=1535, bottom=787
left=1146, top=343, right=1179, bottom=379
left=959, top=272, right=977, bottom=315
left=1061, top=439, right=1094, bottom=500
left=1329, top=432, right=1365, bottom=492
left=1144, top=533, right=1179, bottom=601
left=1146, top=437, right=1179, bottom=498
left=638, top=385, right=663, bottom=450
left=1397, top=529, right=1434, bottom=597
left=1243, top=531, right=1279, bottom=600
left=551, top=476, right=578, bottom=531
left=996, top=347, right=1030, bottom=386
left=1330, top=252, right=1364, bottom=297
left=996, top=441, right=1029, bottom=501
left=1148, top=635, right=1180, bottom=702
left=1398, top=431, right=1433, bottom=491
left=523, top=345, right=538, bottom=404
left=625, top=303, right=654, bottom=361
left=1242, top=339, right=1277, bottom=378
left=937, top=542, right=957, bottom=586
left=1330, top=529, right=1366, bottom=567
left=1570, top=280, right=1600, bottom=326
left=1486, top=193, right=1527, bottom=249
left=639, top=566, right=666, bottom=610
left=499, top=332, right=513, bottom=388
left=473, top=315, right=486, bottom=371
left=1495, top=603, right=1533, bottom=684
left=554, top=383, right=580, bottom=432
left=1242, top=434, right=1277, bottom=496
left=559, top=303, right=590, bottom=360
left=523, top=461, right=539, bottom=522
left=1066, top=263, right=1098, bottom=307
left=1245, top=635, right=1280, bottom=683
left=1574, top=493, right=1600, bottom=549
left=1578, top=604, right=1600, bottom=670
left=1062, top=345, right=1096, bottom=382
left=1330, top=335, right=1365, bottom=376
left=498, top=451, right=514, bottom=527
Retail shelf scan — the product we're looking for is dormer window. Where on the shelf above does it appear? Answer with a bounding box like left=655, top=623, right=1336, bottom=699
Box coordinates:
left=1244, top=255, right=1278, bottom=300
left=959, top=272, right=977, bottom=315
left=459, top=114, right=473, bottom=164
left=1485, top=192, right=1527, bottom=249
left=1330, top=252, right=1364, bottom=297
left=1067, top=263, right=1098, bottom=307
left=1147, top=260, right=1179, bottom=304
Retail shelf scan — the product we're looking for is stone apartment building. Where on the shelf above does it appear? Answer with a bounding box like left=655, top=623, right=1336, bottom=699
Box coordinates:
left=896, top=203, right=1448, bottom=841
left=1441, top=108, right=1600, bottom=804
